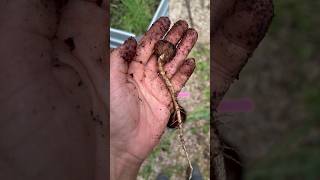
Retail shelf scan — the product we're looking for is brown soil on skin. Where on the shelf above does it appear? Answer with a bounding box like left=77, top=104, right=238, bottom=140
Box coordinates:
left=120, top=37, right=137, bottom=62
left=138, top=1, right=210, bottom=179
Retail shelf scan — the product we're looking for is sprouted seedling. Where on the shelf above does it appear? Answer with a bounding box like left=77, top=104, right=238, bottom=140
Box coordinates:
left=154, top=40, right=193, bottom=179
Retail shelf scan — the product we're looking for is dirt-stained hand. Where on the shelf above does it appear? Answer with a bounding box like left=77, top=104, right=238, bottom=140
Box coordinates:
left=211, top=0, right=274, bottom=109
left=110, top=17, right=197, bottom=179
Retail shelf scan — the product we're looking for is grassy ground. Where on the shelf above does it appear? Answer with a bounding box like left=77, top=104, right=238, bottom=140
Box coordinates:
left=218, top=0, right=320, bottom=179
left=137, top=43, right=210, bottom=180
left=110, top=0, right=159, bottom=35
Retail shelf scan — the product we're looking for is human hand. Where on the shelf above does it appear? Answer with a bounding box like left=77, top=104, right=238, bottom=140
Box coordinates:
left=110, top=17, right=198, bottom=179
left=210, top=0, right=273, bottom=179
left=211, top=0, right=274, bottom=109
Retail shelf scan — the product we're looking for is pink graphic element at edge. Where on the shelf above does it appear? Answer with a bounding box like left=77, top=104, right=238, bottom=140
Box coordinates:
left=177, top=91, right=190, bottom=99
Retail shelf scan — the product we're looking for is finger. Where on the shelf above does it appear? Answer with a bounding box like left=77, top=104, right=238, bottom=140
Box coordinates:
left=145, top=20, right=189, bottom=72
left=164, top=20, right=189, bottom=45
left=212, top=0, right=274, bottom=110
left=164, top=28, right=198, bottom=78
left=128, top=17, right=170, bottom=79
left=136, top=17, right=170, bottom=64
left=222, top=0, right=274, bottom=51
left=212, top=0, right=236, bottom=33
left=171, top=58, right=196, bottom=92
left=110, top=37, right=137, bottom=82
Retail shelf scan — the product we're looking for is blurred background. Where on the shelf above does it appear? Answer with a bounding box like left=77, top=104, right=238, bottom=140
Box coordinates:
left=111, top=0, right=161, bottom=35
left=218, top=0, right=320, bottom=179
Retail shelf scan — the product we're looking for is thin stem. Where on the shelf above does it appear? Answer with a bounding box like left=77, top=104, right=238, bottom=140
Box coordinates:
left=158, top=55, right=193, bottom=179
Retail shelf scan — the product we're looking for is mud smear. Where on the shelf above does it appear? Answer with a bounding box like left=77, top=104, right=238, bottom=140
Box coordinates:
left=139, top=17, right=171, bottom=50
left=180, top=58, right=196, bottom=77
left=176, top=28, right=198, bottom=56
left=165, top=20, right=189, bottom=43
left=120, top=37, right=137, bottom=62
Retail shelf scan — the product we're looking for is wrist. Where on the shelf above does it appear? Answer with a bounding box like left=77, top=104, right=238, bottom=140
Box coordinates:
left=110, top=147, right=143, bottom=180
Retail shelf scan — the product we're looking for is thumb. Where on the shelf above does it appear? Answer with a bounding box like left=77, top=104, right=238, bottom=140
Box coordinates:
left=212, top=0, right=274, bottom=110
left=110, top=37, right=137, bottom=83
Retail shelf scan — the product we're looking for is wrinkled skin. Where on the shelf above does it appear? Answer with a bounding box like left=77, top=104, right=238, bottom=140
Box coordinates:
left=0, top=1, right=107, bottom=180
left=110, top=17, right=198, bottom=179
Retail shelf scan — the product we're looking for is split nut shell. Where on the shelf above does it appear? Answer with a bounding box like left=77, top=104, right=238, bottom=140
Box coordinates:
left=154, top=40, right=176, bottom=63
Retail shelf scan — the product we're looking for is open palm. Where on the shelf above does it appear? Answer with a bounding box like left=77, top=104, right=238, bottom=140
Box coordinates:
left=110, top=17, right=198, bottom=162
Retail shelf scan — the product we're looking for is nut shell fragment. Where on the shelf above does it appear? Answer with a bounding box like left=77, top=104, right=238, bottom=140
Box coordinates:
left=154, top=40, right=176, bottom=63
